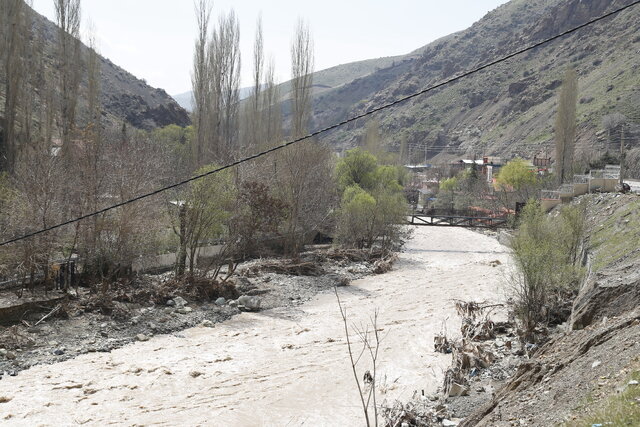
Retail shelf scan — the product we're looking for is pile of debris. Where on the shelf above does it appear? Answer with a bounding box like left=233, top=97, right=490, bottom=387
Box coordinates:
left=385, top=300, right=528, bottom=426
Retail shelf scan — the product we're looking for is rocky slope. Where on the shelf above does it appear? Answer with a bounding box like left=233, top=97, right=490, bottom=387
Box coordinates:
left=303, top=0, right=640, bottom=161
left=0, top=2, right=190, bottom=131
left=460, top=193, right=640, bottom=426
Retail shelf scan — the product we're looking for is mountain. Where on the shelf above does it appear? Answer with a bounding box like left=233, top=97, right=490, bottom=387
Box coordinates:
left=172, top=54, right=405, bottom=113
left=1, top=3, right=190, bottom=131
left=172, top=91, right=194, bottom=112
left=173, top=86, right=260, bottom=112
left=303, top=0, right=640, bottom=161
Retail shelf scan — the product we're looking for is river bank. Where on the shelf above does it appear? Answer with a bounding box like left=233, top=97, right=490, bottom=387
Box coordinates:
left=0, top=227, right=511, bottom=426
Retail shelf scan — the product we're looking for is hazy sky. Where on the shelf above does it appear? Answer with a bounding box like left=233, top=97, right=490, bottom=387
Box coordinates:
left=31, top=0, right=509, bottom=95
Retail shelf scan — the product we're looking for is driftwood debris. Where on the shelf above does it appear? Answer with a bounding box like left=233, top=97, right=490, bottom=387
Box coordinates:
left=251, top=261, right=325, bottom=276
left=454, top=300, right=503, bottom=341
left=372, top=254, right=398, bottom=274
left=326, top=248, right=387, bottom=262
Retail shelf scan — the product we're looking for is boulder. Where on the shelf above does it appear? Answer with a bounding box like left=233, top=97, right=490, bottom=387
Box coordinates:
left=172, top=296, right=188, bottom=309
left=237, top=295, right=261, bottom=312
left=448, top=382, right=469, bottom=397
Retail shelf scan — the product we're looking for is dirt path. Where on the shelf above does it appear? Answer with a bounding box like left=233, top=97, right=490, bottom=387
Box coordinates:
left=0, top=227, right=510, bottom=426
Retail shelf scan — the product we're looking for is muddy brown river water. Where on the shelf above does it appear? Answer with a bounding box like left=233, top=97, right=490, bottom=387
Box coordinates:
left=0, top=227, right=510, bottom=426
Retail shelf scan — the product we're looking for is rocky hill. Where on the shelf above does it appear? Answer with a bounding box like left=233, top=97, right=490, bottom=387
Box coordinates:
left=1, top=3, right=190, bottom=131
left=304, top=0, right=640, bottom=162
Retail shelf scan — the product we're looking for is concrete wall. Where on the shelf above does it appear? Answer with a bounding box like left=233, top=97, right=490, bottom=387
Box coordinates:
left=573, top=183, right=588, bottom=197
left=132, top=245, right=225, bottom=273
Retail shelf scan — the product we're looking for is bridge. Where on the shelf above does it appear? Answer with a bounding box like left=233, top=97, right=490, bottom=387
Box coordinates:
left=408, top=208, right=510, bottom=229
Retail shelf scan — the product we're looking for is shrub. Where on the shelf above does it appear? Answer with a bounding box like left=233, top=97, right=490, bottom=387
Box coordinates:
left=335, top=149, right=410, bottom=251
left=232, top=181, right=288, bottom=257
left=509, top=200, right=585, bottom=340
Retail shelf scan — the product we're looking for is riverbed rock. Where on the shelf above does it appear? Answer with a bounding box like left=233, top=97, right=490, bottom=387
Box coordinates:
left=215, top=297, right=226, bottom=306
left=172, top=296, right=188, bottom=309
left=136, top=334, right=150, bottom=342
left=237, top=295, right=261, bottom=312
left=229, top=277, right=255, bottom=293
left=448, top=382, right=469, bottom=397
left=327, top=273, right=350, bottom=287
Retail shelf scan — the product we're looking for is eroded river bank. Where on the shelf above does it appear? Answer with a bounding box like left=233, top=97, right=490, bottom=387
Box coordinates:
left=0, top=227, right=510, bottom=426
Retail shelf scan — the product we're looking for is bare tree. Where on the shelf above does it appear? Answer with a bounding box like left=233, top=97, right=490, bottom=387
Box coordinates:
left=554, top=67, right=577, bottom=185
left=243, top=14, right=264, bottom=150
left=191, top=0, right=213, bottom=169
left=74, top=30, right=107, bottom=278
left=263, top=58, right=282, bottom=144
left=8, top=145, right=66, bottom=294
left=54, top=0, right=82, bottom=160
left=215, top=10, right=241, bottom=161
left=94, top=127, right=165, bottom=278
left=335, top=288, right=382, bottom=427
left=275, top=20, right=336, bottom=257
left=290, top=19, right=314, bottom=139
left=1, top=0, right=28, bottom=172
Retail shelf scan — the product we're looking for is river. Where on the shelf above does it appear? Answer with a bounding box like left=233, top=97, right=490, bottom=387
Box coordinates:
left=0, top=227, right=510, bottom=426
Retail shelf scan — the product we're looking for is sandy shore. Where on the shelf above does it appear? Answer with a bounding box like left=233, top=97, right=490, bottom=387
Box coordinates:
left=0, top=227, right=511, bottom=426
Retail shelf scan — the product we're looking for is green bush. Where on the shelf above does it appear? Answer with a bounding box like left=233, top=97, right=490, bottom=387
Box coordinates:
left=510, top=201, right=585, bottom=339
left=335, top=149, right=410, bottom=251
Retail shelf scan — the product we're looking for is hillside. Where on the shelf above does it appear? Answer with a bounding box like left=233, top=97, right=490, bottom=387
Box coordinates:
left=0, top=3, right=190, bottom=131
left=305, top=0, right=640, bottom=162
left=172, top=54, right=406, bottom=113
left=461, top=194, right=640, bottom=426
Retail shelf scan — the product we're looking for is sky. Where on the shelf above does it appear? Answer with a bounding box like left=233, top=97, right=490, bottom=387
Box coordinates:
left=31, top=0, right=509, bottom=95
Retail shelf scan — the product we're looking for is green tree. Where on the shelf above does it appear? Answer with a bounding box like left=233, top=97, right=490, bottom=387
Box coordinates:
left=496, top=158, right=537, bottom=191
left=337, top=186, right=377, bottom=249
left=173, top=165, right=235, bottom=277
left=154, top=125, right=193, bottom=178
left=496, top=158, right=539, bottom=209
left=335, top=149, right=409, bottom=250
left=437, top=176, right=458, bottom=210
left=335, top=148, right=378, bottom=192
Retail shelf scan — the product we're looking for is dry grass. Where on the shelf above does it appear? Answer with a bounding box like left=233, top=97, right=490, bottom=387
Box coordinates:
left=563, top=370, right=640, bottom=427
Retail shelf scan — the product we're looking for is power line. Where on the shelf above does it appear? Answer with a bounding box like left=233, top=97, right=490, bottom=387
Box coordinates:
left=2, top=0, right=639, bottom=247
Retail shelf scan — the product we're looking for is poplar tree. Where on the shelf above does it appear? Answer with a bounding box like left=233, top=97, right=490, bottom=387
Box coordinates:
left=55, top=0, right=82, bottom=160
left=554, top=68, right=577, bottom=185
